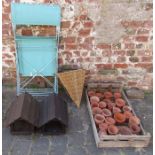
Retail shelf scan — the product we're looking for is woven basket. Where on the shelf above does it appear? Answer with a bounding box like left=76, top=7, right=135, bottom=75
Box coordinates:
left=58, top=69, right=86, bottom=108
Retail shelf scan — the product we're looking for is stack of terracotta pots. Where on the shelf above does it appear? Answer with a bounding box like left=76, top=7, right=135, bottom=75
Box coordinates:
left=88, top=90, right=141, bottom=138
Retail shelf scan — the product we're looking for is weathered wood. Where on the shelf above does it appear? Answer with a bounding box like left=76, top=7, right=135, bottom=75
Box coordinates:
left=86, top=82, right=151, bottom=148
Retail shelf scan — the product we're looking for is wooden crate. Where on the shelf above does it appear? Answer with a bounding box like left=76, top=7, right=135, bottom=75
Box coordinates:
left=86, top=82, right=151, bottom=148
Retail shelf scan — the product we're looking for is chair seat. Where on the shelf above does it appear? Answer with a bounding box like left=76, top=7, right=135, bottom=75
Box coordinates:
left=16, top=36, right=57, bottom=76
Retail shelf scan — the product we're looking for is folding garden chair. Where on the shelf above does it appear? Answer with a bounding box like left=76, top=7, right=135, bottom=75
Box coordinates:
left=11, top=2, right=61, bottom=96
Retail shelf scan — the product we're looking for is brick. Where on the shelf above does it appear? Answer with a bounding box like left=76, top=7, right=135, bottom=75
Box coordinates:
left=79, top=29, right=91, bottom=36
left=102, top=50, right=112, bottom=57
left=79, top=43, right=92, bottom=50
left=61, top=21, right=70, bottom=28
left=135, top=36, right=148, bottom=42
left=134, top=63, right=153, bottom=70
left=145, top=3, right=153, bottom=11
left=81, top=51, right=89, bottom=57
left=95, top=57, right=102, bottom=62
left=126, top=50, right=135, bottom=56
left=84, top=21, right=93, bottom=28
left=84, top=37, right=94, bottom=44
left=136, top=44, right=144, bottom=49
left=129, top=57, right=139, bottom=63
left=3, top=5, right=11, bottom=13
left=79, top=15, right=88, bottom=20
left=95, top=64, right=113, bottom=69
left=76, top=57, right=83, bottom=62
left=114, top=63, right=128, bottom=68
left=137, top=29, right=150, bottom=35
left=64, top=37, right=76, bottom=43
left=97, top=43, right=111, bottom=49
left=2, top=13, right=10, bottom=22
left=121, top=21, right=143, bottom=28
left=112, top=43, right=121, bottom=50
left=22, top=29, right=32, bottom=36
left=143, top=20, right=153, bottom=28
left=73, top=51, right=80, bottom=56
left=141, top=56, right=152, bottom=62
left=114, top=50, right=125, bottom=56
left=117, top=56, right=126, bottom=63
left=124, top=43, right=135, bottom=49
left=128, top=81, right=137, bottom=86
left=137, top=50, right=152, bottom=56
left=66, top=44, right=78, bottom=50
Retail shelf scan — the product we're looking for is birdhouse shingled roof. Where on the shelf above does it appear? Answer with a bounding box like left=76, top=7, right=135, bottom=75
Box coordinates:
left=5, top=93, right=39, bottom=127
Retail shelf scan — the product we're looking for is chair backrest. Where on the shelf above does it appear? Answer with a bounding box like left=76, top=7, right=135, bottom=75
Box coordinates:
left=11, top=3, right=61, bottom=26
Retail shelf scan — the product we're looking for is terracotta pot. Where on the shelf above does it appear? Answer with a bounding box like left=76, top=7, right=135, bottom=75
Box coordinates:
left=118, top=126, right=132, bottom=135
left=99, top=101, right=107, bottom=109
left=114, top=92, right=122, bottom=99
left=92, top=107, right=102, bottom=115
left=102, top=108, right=112, bottom=117
left=129, top=116, right=140, bottom=125
left=88, top=90, right=96, bottom=97
left=105, top=117, right=116, bottom=125
left=123, top=105, right=132, bottom=112
left=115, top=98, right=126, bottom=108
left=129, top=124, right=141, bottom=134
left=114, top=113, right=126, bottom=123
left=90, top=96, right=100, bottom=103
left=124, top=111, right=133, bottom=119
left=94, top=114, right=105, bottom=125
left=107, top=102, right=116, bottom=110
left=91, top=102, right=99, bottom=108
left=103, top=99, right=112, bottom=104
left=107, top=125, right=119, bottom=135
left=99, top=123, right=108, bottom=131
left=98, top=130, right=107, bottom=140
left=112, top=107, right=121, bottom=114
left=104, top=91, right=113, bottom=99
left=96, top=92, right=104, bottom=98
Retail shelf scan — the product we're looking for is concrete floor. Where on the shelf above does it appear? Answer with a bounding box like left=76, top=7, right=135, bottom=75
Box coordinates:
left=2, top=86, right=153, bottom=155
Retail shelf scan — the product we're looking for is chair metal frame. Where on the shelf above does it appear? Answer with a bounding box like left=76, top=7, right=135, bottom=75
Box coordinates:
left=11, top=2, right=61, bottom=96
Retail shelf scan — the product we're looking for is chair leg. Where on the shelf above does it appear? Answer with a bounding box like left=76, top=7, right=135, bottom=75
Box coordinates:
left=16, top=75, right=20, bottom=96
left=54, top=76, right=58, bottom=94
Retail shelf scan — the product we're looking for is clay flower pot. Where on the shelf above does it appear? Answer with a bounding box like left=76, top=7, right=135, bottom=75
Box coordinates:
left=99, top=123, right=108, bottom=131
left=96, top=92, right=104, bottom=99
left=103, top=99, right=112, bottom=104
left=98, top=130, right=107, bottom=140
left=102, top=108, right=112, bottom=117
left=129, top=124, right=141, bottom=134
left=124, top=111, right=133, bottom=119
left=90, top=96, right=100, bottom=103
left=105, top=117, right=116, bottom=125
left=115, top=98, right=126, bottom=108
left=92, top=107, right=102, bottom=115
left=114, top=113, right=126, bottom=123
left=114, top=92, right=122, bottom=99
left=99, top=101, right=107, bottom=109
left=129, top=116, right=140, bottom=125
left=88, top=90, right=96, bottom=97
left=123, top=105, right=132, bottom=112
left=118, top=126, right=132, bottom=135
left=94, top=114, right=105, bottom=125
left=113, top=107, right=121, bottom=114
left=104, top=91, right=113, bottom=99
left=91, top=102, right=99, bottom=108
left=107, top=102, right=116, bottom=110
left=107, top=125, right=119, bottom=135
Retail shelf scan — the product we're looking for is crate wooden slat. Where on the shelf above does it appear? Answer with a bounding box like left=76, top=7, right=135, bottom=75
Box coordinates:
left=86, top=82, right=151, bottom=148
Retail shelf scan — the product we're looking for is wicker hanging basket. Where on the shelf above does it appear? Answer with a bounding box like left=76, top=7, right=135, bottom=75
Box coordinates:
left=58, top=69, right=86, bottom=108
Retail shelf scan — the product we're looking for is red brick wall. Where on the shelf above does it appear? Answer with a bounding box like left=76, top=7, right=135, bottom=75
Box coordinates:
left=2, top=0, right=153, bottom=90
